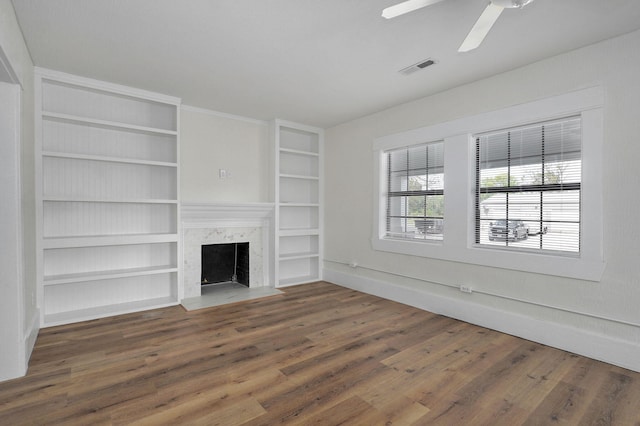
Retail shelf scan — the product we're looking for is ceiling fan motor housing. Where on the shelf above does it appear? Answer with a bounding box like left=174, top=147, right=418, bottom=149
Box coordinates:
left=491, top=0, right=534, bottom=8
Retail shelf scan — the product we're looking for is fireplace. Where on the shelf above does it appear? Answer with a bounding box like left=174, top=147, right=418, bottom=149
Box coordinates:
left=181, top=202, right=274, bottom=299
left=201, top=242, right=250, bottom=286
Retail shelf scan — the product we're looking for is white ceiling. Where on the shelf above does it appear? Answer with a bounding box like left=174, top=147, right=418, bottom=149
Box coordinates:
left=12, top=0, right=640, bottom=128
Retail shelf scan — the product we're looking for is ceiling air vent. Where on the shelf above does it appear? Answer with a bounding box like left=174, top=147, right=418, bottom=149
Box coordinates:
left=399, top=58, right=437, bottom=76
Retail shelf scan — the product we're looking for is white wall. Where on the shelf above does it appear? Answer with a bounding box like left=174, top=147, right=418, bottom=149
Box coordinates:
left=180, top=106, right=269, bottom=203
left=324, top=29, right=640, bottom=371
left=0, top=81, right=23, bottom=381
left=0, top=0, right=37, bottom=381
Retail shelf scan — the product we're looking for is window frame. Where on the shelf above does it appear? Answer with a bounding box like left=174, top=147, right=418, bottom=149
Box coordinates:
left=372, top=87, right=604, bottom=281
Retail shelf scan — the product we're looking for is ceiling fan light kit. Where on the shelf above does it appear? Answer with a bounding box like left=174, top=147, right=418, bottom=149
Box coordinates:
left=382, top=0, right=535, bottom=52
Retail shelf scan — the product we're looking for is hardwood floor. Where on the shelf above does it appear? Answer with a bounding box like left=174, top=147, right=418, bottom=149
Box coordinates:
left=1, top=281, right=639, bottom=425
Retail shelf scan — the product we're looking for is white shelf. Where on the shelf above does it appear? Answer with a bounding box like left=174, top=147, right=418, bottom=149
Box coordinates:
left=43, top=196, right=177, bottom=204
left=43, top=233, right=178, bottom=249
left=42, top=111, right=177, bottom=136
left=43, top=296, right=178, bottom=327
left=42, top=151, right=178, bottom=168
left=273, top=119, right=323, bottom=288
left=279, top=202, right=319, bottom=207
left=279, top=148, right=319, bottom=157
left=279, top=228, right=320, bottom=237
left=36, top=69, right=181, bottom=327
left=278, top=275, right=321, bottom=287
left=279, top=252, right=320, bottom=261
left=43, top=265, right=178, bottom=286
left=279, top=173, right=319, bottom=180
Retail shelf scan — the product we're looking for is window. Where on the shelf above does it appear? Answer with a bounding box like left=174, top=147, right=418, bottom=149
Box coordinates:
left=475, top=117, right=582, bottom=254
left=372, top=87, right=604, bottom=280
left=385, top=141, right=444, bottom=241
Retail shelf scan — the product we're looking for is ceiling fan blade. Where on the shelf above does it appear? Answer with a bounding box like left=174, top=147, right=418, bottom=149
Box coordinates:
left=458, top=3, right=504, bottom=52
left=382, top=0, right=448, bottom=19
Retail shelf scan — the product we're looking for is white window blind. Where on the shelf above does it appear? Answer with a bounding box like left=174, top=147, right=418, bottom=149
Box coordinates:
left=475, top=117, right=581, bottom=253
left=386, top=141, right=444, bottom=241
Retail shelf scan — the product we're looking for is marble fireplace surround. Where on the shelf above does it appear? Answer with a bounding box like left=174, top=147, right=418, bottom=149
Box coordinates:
left=180, top=202, right=274, bottom=300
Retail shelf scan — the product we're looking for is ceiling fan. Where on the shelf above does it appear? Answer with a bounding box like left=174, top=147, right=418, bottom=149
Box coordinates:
left=382, top=0, right=535, bottom=52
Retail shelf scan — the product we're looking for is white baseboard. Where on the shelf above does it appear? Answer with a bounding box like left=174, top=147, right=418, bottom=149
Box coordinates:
left=0, top=309, right=39, bottom=382
left=324, top=267, right=640, bottom=373
left=23, top=309, right=40, bottom=371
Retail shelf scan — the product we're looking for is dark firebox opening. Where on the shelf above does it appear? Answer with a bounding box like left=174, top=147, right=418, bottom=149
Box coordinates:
left=201, top=242, right=249, bottom=287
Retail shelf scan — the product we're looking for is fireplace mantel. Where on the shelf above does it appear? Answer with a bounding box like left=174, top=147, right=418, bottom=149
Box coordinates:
left=180, top=202, right=274, bottom=299
left=181, top=202, right=275, bottom=228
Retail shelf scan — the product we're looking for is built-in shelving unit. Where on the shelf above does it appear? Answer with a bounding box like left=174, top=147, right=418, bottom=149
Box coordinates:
left=35, top=68, right=181, bottom=326
left=272, top=120, right=323, bottom=287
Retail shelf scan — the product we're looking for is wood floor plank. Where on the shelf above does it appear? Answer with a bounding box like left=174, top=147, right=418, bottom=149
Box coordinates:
left=522, top=380, right=588, bottom=425
left=290, top=395, right=386, bottom=425
left=382, top=325, right=512, bottom=400
left=419, top=342, right=550, bottom=424
left=1, top=281, right=639, bottom=425
left=578, top=370, right=636, bottom=425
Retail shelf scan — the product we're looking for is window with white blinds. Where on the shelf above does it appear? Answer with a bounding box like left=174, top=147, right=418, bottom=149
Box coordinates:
left=475, top=117, right=582, bottom=254
left=374, top=88, right=602, bottom=279
left=385, top=141, right=444, bottom=241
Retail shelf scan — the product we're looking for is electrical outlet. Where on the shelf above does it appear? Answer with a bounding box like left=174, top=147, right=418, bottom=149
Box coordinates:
left=219, top=169, right=227, bottom=179
left=460, top=285, right=473, bottom=294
